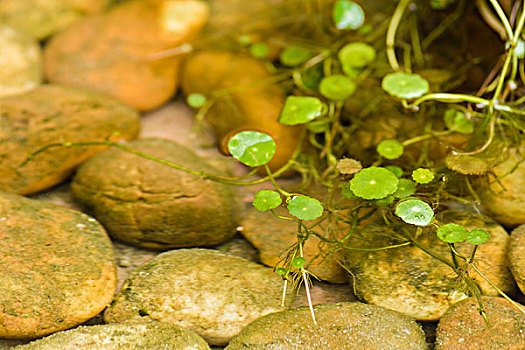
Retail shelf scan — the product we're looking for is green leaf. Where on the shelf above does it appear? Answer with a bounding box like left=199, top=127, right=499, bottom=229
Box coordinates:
left=319, top=74, right=356, bottom=100
left=349, top=167, right=399, bottom=200
left=253, top=190, right=282, bottom=212
left=279, top=96, right=323, bottom=125
left=333, top=0, right=365, bottom=30
left=437, top=223, right=468, bottom=243
left=287, top=195, right=324, bottom=220
left=394, top=178, right=416, bottom=198
left=186, top=93, right=206, bottom=108
left=377, top=139, right=404, bottom=159
left=385, top=165, right=403, bottom=177
left=382, top=72, right=430, bottom=99
left=276, top=267, right=286, bottom=275
left=250, top=42, right=270, bottom=59
left=373, top=195, right=394, bottom=207
left=395, top=199, right=434, bottom=226
left=280, top=46, right=312, bottom=67
left=412, top=168, right=434, bottom=184
left=292, top=257, right=306, bottom=268
left=467, top=229, right=490, bottom=245
left=228, top=131, right=276, bottom=167
left=444, top=109, right=474, bottom=134
left=338, top=42, right=376, bottom=72
left=341, top=182, right=359, bottom=200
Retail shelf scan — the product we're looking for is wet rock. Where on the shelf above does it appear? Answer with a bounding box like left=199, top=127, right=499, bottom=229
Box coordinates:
left=0, top=192, right=116, bottom=339
left=435, top=296, right=525, bottom=350
left=225, top=302, right=427, bottom=350
left=0, top=25, right=41, bottom=98
left=343, top=210, right=516, bottom=321
left=13, top=322, right=210, bottom=350
left=509, top=225, right=525, bottom=294
left=104, top=248, right=290, bottom=346
left=44, top=0, right=209, bottom=111
left=241, top=206, right=348, bottom=283
left=71, top=138, right=239, bottom=250
left=0, top=84, right=140, bottom=195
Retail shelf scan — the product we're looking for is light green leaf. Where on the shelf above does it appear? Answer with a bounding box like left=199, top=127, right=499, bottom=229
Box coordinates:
left=382, top=72, right=430, bottom=99
left=338, top=42, right=376, bottom=70
left=377, top=139, right=404, bottom=159
left=395, top=199, right=434, bottom=226
left=467, top=229, right=490, bottom=245
left=394, top=179, right=416, bottom=198
left=319, top=74, right=356, bottom=100
left=287, top=196, right=324, bottom=220
left=333, top=0, right=365, bottom=30
left=412, top=168, right=434, bottom=184
left=279, top=96, right=323, bottom=125
left=280, top=46, right=312, bottom=67
left=253, top=190, right=282, bottom=212
left=228, top=131, right=276, bottom=167
left=349, top=167, right=399, bottom=200
left=437, top=223, right=468, bottom=243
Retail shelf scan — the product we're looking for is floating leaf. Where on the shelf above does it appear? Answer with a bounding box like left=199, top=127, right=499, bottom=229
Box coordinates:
left=377, top=139, right=404, bottom=159
left=292, top=257, right=306, bottom=268
left=319, top=74, right=356, bottom=100
left=279, top=96, right=324, bottom=125
left=280, top=46, right=312, bottom=67
left=394, top=179, right=416, bottom=198
left=186, top=93, right=206, bottom=108
left=349, top=167, right=399, bottom=200
left=445, top=154, right=490, bottom=175
left=250, top=42, right=269, bottom=59
left=444, top=109, right=474, bottom=134
left=395, top=199, right=434, bottom=226
left=467, top=229, right=490, bottom=245
left=338, top=42, right=376, bottom=70
left=287, top=195, right=324, bottom=220
left=333, top=0, right=365, bottom=30
left=412, top=168, right=434, bottom=184
left=253, top=190, right=282, bottom=212
left=228, top=131, right=276, bottom=167
left=385, top=165, right=403, bottom=177
left=373, top=195, right=394, bottom=207
left=437, top=223, right=468, bottom=243
left=382, top=72, right=429, bottom=99
left=337, top=158, right=362, bottom=174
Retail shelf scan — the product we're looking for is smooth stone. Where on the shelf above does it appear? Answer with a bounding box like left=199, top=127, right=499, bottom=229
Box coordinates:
left=509, top=225, right=525, bottom=294
left=0, top=25, right=41, bottom=98
left=0, top=192, right=116, bottom=339
left=71, top=138, right=239, bottom=250
left=343, top=210, right=516, bottom=321
left=104, top=248, right=291, bottom=346
left=435, top=296, right=525, bottom=350
left=225, top=302, right=427, bottom=350
left=44, top=0, right=209, bottom=111
left=240, top=206, right=349, bottom=283
left=0, top=84, right=140, bottom=195
left=13, top=322, right=210, bottom=350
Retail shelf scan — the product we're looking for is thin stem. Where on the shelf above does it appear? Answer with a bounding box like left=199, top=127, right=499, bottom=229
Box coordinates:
left=488, top=0, right=514, bottom=41
left=265, top=164, right=292, bottom=197
left=410, top=93, right=490, bottom=108
left=386, top=0, right=411, bottom=71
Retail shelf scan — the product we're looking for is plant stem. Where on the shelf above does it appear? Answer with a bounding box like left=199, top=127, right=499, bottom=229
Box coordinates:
left=386, top=0, right=411, bottom=71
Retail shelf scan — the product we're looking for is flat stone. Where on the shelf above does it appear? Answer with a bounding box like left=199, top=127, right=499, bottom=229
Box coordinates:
left=0, top=192, right=116, bottom=339
left=0, top=84, right=140, bottom=195
left=343, top=210, right=516, bottom=321
left=435, top=296, right=525, bottom=350
left=104, top=248, right=291, bottom=346
left=509, top=224, right=525, bottom=294
left=71, top=138, right=239, bottom=250
left=13, top=322, right=210, bottom=350
left=225, top=302, right=427, bottom=350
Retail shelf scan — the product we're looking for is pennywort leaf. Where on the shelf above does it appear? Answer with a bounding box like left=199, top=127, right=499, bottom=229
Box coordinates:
left=279, top=96, right=324, bottom=125
left=382, top=72, right=429, bottom=99
left=395, top=199, right=434, bottom=226
left=287, top=195, right=324, bottom=220
left=228, top=131, right=276, bottom=167
left=253, top=190, right=282, bottom=212
left=349, top=167, right=399, bottom=200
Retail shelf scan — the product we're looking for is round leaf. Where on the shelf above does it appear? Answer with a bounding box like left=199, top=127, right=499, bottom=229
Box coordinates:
left=333, top=0, right=365, bottom=30
left=338, top=42, right=376, bottom=69
left=279, top=96, right=323, bottom=125
left=412, top=168, right=434, bottom=184
left=319, top=74, right=356, bottom=100
left=292, top=257, right=306, bottom=268
left=253, top=190, right=282, bottom=212
left=467, top=229, right=490, bottom=245
left=287, top=196, right=324, bottom=220
left=395, top=199, right=434, bottom=226
left=250, top=42, right=270, bottom=59
left=385, top=165, right=403, bottom=177
left=349, top=167, right=399, bottom=200
left=186, top=93, right=206, bottom=108
left=394, top=178, right=416, bottom=198
left=444, top=109, right=474, bottom=134
left=382, top=72, right=430, bottom=99
left=341, top=182, right=359, bottom=200
left=373, top=195, right=394, bottom=207
left=280, top=46, right=312, bottom=67
left=437, top=223, right=468, bottom=243
left=377, top=139, right=404, bottom=159
left=228, top=131, right=276, bottom=167
left=276, top=267, right=286, bottom=275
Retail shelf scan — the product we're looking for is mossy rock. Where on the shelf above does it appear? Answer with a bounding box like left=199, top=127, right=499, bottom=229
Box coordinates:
left=0, top=191, right=116, bottom=339
left=14, top=322, right=210, bottom=350
left=226, top=302, right=426, bottom=350
left=104, top=248, right=291, bottom=346
left=71, top=138, right=239, bottom=249
left=0, top=84, right=140, bottom=195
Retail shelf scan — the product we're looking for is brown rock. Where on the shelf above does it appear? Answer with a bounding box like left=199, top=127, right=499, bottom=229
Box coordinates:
left=435, top=297, right=525, bottom=350
left=71, top=138, right=239, bottom=250
left=44, top=0, right=209, bottom=111
left=0, top=84, right=140, bottom=195
left=0, top=192, right=116, bottom=339
left=509, top=225, right=525, bottom=294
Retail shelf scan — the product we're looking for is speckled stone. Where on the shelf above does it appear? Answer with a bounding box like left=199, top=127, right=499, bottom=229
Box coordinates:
left=225, top=302, right=427, bottom=350
left=509, top=225, right=525, bottom=295
left=13, top=322, right=210, bottom=350
left=435, top=297, right=525, bottom=350
left=0, top=191, right=116, bottom=339
left=104, top=248, right=291, bottom=346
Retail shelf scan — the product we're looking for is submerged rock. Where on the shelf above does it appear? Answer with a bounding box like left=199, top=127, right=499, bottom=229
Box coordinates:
left=225, top=302, right=427, bottom=350
left=104, top=248, right=290, bottom=346
left=0, top=192, right=116, bottom=339
left=71, top=138, right=239, bottom=250
left=509, top=224, right=525, bottom=295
